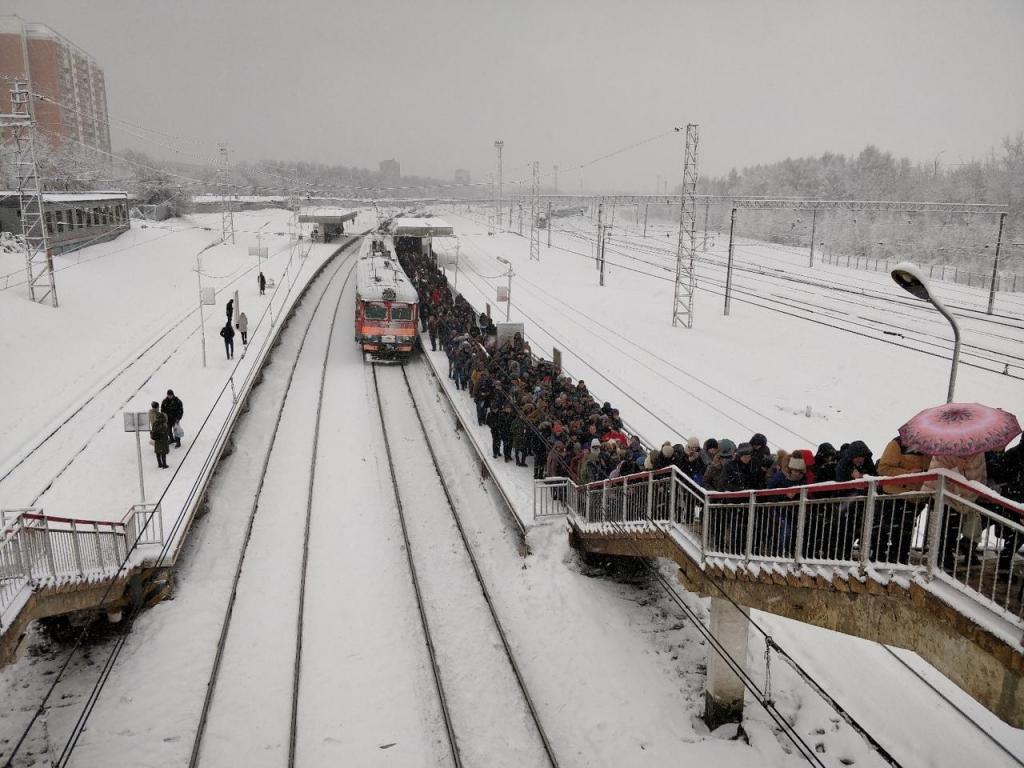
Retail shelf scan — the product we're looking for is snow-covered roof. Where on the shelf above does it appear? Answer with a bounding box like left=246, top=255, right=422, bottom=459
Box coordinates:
left=297, top=207, right=358, bottom=223
left=356, top=237, right=419, bottom=304
left=192, top=195, right=287, bottom=203
left=0, top=191, right=128, bottom=203
left=391, top=217, right=454, bottom=237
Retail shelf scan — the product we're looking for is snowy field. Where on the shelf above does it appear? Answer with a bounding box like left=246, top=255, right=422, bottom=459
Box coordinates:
left=1, top=208, right=1023, bottom=767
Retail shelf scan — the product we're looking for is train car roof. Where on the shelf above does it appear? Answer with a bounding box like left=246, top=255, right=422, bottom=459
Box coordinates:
left=356, top=237, right=419, bottom=304
left=391, top=217, right=454, bottom=237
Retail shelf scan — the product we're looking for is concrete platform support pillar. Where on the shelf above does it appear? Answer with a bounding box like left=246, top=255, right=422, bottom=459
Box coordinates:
left=704, top=597, right=750, bottom=729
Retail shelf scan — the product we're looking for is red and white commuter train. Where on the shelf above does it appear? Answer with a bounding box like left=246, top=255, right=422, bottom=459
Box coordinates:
left=354, top=235, right=419, bottom=360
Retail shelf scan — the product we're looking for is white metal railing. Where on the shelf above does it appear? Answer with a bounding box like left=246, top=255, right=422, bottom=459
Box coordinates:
left=0, top=503, right=167, bottom=630
left=537, top=468, right=1024, bottom=625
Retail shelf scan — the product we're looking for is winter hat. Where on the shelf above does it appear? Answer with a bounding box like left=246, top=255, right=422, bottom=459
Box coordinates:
left=704, top=438, right=719, bottom=451
left=686, top=436, right=700, bottom=451
left=737, top=442, right=753, bottom=456
left=750, top=433, right=768, bottom=448
left=718, top=439, right=736, bottom=458
left=788, top=455, right=806, bottom=472
left=151, top=401, right=159, bottom=409
left=591, top=438, right=602, bottom=448
left=815, top=442, right=837, bottom=461
left=661, top=441, right=674, bottom=458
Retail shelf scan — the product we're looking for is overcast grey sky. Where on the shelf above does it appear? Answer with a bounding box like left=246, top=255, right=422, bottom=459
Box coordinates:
left=8, top=0, right=1024, bottom=190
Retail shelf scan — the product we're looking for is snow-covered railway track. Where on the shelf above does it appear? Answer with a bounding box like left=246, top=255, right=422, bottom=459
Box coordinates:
left=187, top=248, right=358, bottom=768
left=371, top=363, right=559, bottom=768
left=0, top=237, right=306, bottom=509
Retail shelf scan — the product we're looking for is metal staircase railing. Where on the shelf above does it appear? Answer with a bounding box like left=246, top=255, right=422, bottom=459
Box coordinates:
left=536, top=468, right=1024, bottom=630
left=0, top=503, right=164, bottom=630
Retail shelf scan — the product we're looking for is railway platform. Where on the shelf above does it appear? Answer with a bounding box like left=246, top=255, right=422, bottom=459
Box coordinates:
left=0, top=235, right=366, bottom=665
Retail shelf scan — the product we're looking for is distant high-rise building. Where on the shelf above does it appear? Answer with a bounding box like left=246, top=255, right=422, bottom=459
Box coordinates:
left=379, top=158, right=400, bottom=184
left=454, top=169, right=471, bottom=184
left=0, top=16, right=112, bottom=155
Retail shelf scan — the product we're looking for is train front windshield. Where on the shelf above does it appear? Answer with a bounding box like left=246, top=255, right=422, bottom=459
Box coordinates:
left=390, top=305, right=413, bottom=321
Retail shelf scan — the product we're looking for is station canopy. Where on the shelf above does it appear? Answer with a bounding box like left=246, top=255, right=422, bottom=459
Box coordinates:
left=391, top=217, right=454, bottom=237
left=298, top=206, right=357, bottom=224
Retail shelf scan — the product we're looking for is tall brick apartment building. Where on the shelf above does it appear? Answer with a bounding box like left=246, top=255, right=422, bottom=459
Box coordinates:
left=0, top=16, right=111, bottom=154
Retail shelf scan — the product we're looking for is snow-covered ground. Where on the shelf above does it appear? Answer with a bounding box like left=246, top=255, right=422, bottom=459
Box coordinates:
left=1, top=208, right=1022, bottom=767
left=433, top=207, right=1024, bottom=454
left=0, top=209, right=374, bottom=532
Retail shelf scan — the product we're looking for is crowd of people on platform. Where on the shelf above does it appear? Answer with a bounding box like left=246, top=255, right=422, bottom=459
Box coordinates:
left=395, top=243, right=1023, bottom=577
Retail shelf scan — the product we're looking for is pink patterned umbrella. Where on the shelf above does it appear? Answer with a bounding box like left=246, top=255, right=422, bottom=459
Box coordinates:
left=898, top=403, right=1022, bottom=457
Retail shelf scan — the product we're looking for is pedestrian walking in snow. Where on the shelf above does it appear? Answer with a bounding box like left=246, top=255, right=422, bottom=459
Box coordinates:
left=220, top=321, right=235, bottom=359
left=161, top=389, right=184, bottom=448
left=150, top=406, right=170, bottom=469
left=237, top=312, right=249, bottom=345
left=226, top=298, right=234, bottom=324
left=258, top=271, right=266, bottom=295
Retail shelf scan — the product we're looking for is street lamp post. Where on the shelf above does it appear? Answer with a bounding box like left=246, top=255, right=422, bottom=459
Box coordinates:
left=454, top=237, right=460, bottom=290
left=496, top=256, right=513, bottom=321
left=195, top=238, right=223, bottom=368
left=891, top=261, right=961, bottom=403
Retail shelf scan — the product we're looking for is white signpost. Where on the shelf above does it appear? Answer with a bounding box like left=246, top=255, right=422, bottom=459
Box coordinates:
left=123, top=411, right=150, bottom=503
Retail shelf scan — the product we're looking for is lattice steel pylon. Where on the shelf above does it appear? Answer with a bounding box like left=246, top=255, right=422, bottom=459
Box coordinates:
left=3, top=82, right=57, bottom=307
left=529, top=161, right=541, bottom=260
left=218, top=143, right=235, bottom=244
left=672, top=124, right=699, bottom=328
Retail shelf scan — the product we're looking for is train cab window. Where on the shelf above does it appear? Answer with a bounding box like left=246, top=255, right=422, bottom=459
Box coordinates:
left=364, top=303, right=387, bottom=320
left=390, top=305, right=412, bottom=321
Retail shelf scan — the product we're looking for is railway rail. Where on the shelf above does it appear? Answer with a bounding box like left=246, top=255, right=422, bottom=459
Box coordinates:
left=0, top=238, right=304, bottom=507
left=186, top=248, right=357, bottom=767
left=372, top=362, right=559, bottom=768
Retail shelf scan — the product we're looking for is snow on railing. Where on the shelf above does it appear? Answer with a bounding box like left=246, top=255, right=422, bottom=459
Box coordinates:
left=535, top=468, right=1024, bottom=625
left=0, top=503, right=167, bottom=630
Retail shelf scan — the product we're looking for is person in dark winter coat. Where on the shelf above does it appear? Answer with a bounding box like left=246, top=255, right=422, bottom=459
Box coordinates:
left=813, top=443, right=839, bottom=484
left=652, top=441, right=676, bottom=471
left=219, top=321, right=235, bottom=359
left=825, top=440, right=877, bottom=560
left=532, top=422, right=552, bottom=479
left=161, top=389, right=184, bottom=448
left=985, top=441, right=1023, bottom=572
left=427, top=313, right=439, bottom=351
left=722, top=443, right=766, bottom=492
left=749, top=432, right=774, bottom=480
left=511, top=413, right=530, bottom=466
left=703, top=439, right=733, bottom=491
left=225, top=298, right=234, bottom=323
left=151, top=408, right=170, bottom=468
left=474, top=374, right=493, bottom=425
left=487, top=404, right=513, bottom=461
left=679, top=437, right=706, bottom=482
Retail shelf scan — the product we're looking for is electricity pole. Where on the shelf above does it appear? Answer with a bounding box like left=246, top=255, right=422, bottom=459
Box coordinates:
left=219, top=143, right=235, bottom=244
left=808, top=207, right=818, bottom=267
left=553, top=164, right=559, bottom=194
left=494, top=140, right=504, bottom=231
left=546, top=201, right=552, bottom=247
left=2, top=81, right=57, bottom=307
left=529, top=161, right=540, bottom=260
left=987, top=212, right=1007, bottom=315
left=671, top=124, right=699, bottom=328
